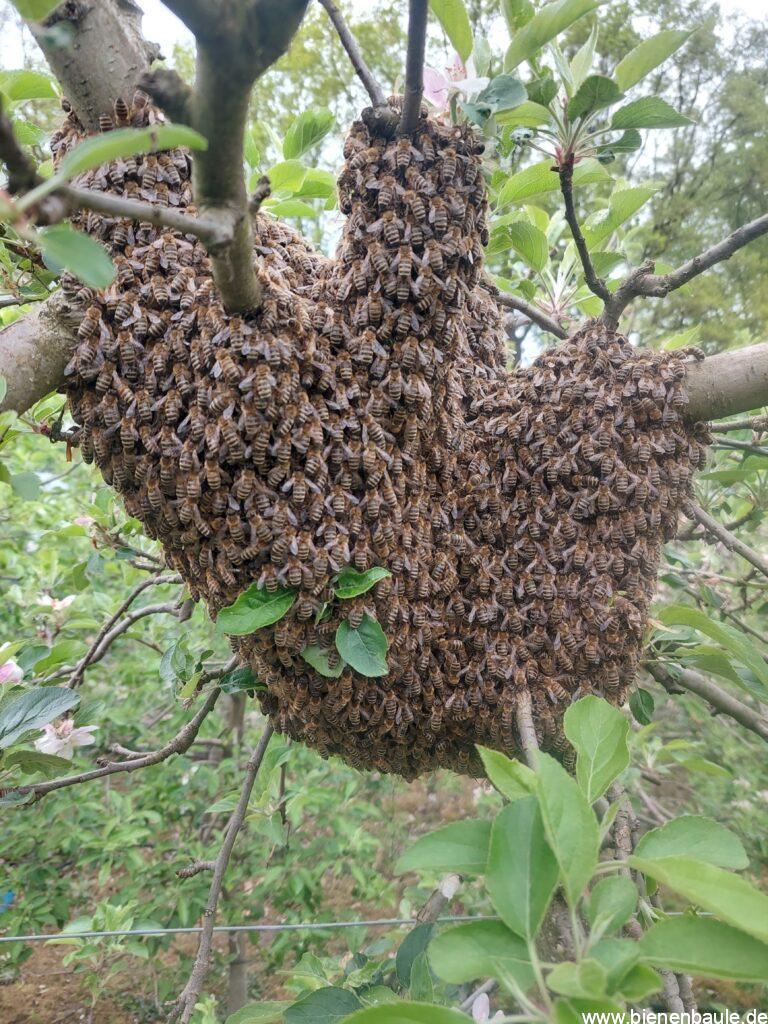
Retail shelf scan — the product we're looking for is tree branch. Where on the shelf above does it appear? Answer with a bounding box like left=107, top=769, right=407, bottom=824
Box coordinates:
left=10, top=689, right=221, bottom=802
left=0, top=100, right=39, bottom=193
left=515, top=690, right=539, bottom=770
left=170, top=724, right=274, bottom=1023
left=648, top=663, right=768, bottom=743
left=317, top=0, right=387, bottom=108
left=603, top=213, right=768, bottom=330
left=399, top=0, right=428, bottom=135
left=558, top=157, right=611, bottom=305
left=683, top=499, right=768, bottom=579
left=494, top=291, right=568, bottom=340
left=682, top=342, right=768, bottom=423
left=141, top=0, right=310, bottom=313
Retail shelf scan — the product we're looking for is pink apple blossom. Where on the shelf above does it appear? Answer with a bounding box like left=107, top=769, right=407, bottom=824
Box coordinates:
left=471, top=993, right=504, bottom=1023
left=73, top=516, right=95, bottom=527
left=0, top=659, right=23, bottom=685
left=422, top=54, right=489, bottom=114
left=35, top=718, right=98, bottom=759
left=37, top=594, right=76, bottom=614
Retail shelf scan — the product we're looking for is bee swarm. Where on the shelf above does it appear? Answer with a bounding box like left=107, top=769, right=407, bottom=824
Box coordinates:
left=58, top=94, right=708, bottom=779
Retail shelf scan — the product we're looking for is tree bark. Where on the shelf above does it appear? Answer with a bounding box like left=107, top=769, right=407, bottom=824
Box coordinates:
left=683, top=342, right=768, bottom=422
left=0, top=292, right=79, bottom=413
left=28, top=0, right=158, bottom=132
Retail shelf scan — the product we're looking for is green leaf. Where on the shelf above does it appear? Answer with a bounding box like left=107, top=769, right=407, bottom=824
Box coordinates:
left=611, top=96, right=693, bottom=130
left=396, top=923, right=434, bottom=988
left=0, top=69, right=57, bottom=101
left=334, top=566, right=392, bottom=600
left=629, top=856, right=768, bottom=944
left=295, top=167, right=337, bottom=199
left=596, top=129, right=642, bottom=156
left=585, top=876, right=637, bottom=937
left=216, top=583, right=296, bottom=635
left=659, top=605, right=768, bottom=699
left=477, top=745, right=536, bottom=800
left=475, top=75, right=527, bottom=114
left=283, top=108, right=335, bottom=159
left=284, top=986, right=361, bottom=1024
left=547, top=960, right=607, bottom=999
left=536, top=752, right=600, bottom=906
left=502, top=0, right=535, bottom=32
left=614, top=29, right=692, bottom=92
left=335, top=614, right=388, bottom=677
left=0, top=686, right=80, bottom=749
left=589, top=938, right=639, bottom=991
left=4, top=749, right=73, bottom=778
left=265, top=199, right=317, bottom=219
left=429, top=0, right=473, bottom=62
left=486, top=797, right=559, bottom=939
left=567, top=75, right=622, bottom=120
left=267, top=159, right=308, bottom=196
left=219, top=666, right=262, bottom=694
left=614, top=964, right=663, bottom=1001
left=0, top=377, right=6, bottom=405
left=10, top=471, right=41, bottom=500
left=508, top=220, right=549, bottom=272
left=341, top=1004, right=471, bottom=1024
left=38, top=226, right=116, bottom=289
left=629, top=688, right=654, bottom=725
left=13, top=119, right=47, bottom=146
left=11, top=0, right=62, bottom=18
left=639, top=917, right=768, bottom=982
left=633, top=815, right=748, bottom=869
left=563, top=696, right=630, bottom=803
left=498, top=157, right=609, bottom=207
left=663, top=324, right=701, bottom=350
left=429, top=920, right=534, bottom=991
left=395, top=819, right=491, bottom=876
left=301, top=644, right=345, bottom=679
left=583, top=185, right=658, bottom=247
left=570, top=21, right=598, bottom=90
left=504, top=0, right=604, bottom=72
left=58, top=124, right=207, bottom=180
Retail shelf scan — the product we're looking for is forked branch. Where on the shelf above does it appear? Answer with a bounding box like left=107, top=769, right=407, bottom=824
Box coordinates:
left=317, top=0, right=387, bottom=108
left=495, top=291, right=568, bottom=340
left=399, top=0, right=428, bottom=135
left=603, top=212, right=768, bottom=329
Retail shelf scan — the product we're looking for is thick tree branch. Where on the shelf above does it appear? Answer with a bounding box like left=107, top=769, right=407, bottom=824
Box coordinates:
left=682, top=342, right=768, bottom=423
left=558, top=157, right=611, bottom=305
left=171, top=724, right=274, bottom=1023
left=27, top=0, right=158, bottom=133
left=495, top=291, right=568, bottom=340
left=9, top=689, right=221, bottom=802
left=317, top=0, right=387, bottom=108
left=603, top=213, right=768, bottom=329
left=142, top=0, right=310, bottom=313
left=399, top=0, right=428, bottom=135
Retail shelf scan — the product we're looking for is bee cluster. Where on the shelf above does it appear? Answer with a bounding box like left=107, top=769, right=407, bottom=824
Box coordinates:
left=58, top=94, right=707, bottom=779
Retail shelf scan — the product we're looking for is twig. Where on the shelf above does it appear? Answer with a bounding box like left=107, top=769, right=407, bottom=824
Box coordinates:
left=558, top=156, right=611, bottom=305
left=648, top=663, right=768, bottom=743
left=416, top=874, right=461, bottom=924
left=68, top=574, right=181, bottom=687
left=317, top=0, right=387, bottom=107
left=459, top=979, right=497, bottom=1013
left=51, top=186, right=233, bottom=249
left=9, top=689, right=221, bottom=802
left=676, top=504, right=757, bottom=541
left=683, top=500, right=768, bottom=579
left=177, top=859, right=217, bottom=879
left=170, top=724, right=274, bottom=1023
left=603, top=212, right=768, bottom=329
left=515, top=690, right=539, bottom=770
left=712, top=413, right=768, bottom=433
left=495, top=291, right=568, bottom=340
left=399, top=0, right=428, bottom=135
left=248, top=175, right=272, bottom=216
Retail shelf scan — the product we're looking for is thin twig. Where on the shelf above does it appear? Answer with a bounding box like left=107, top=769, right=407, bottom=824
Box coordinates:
left=68, top=574, right=181, bottom=687
left=398, top=0, right=428, bottom=135
left=0, top=101, right=40, bottom=193
left=515, top=690, right=539, bottom=770
left=603, top=212, right=768, bottom=329
left=495, top=291, right=568, bottom=340
left=317, top=0, right=387, bottom=107
left=683, top=500, right=768, bottom=579
left=648, top=663, right=768, bottom=743
left=9, top=689, right=221, bottom=802
left=712, top=413, right=768, bottom=433
left=170, top=724, right=274, bottom=1023
left=558, top=156, right=611, bottom=305
left=177, top=860, right=217, bottom=879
